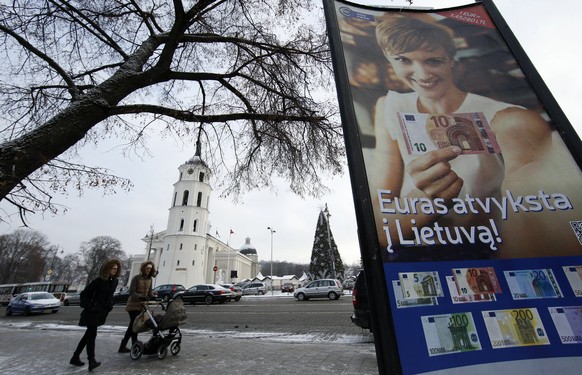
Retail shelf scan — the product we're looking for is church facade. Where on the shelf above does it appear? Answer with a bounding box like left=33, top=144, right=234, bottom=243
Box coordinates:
left=128, top=148, right=260, bottom=288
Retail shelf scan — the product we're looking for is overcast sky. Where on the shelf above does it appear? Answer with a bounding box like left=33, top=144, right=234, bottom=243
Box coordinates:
left=1, top=0, right=580, bottom=267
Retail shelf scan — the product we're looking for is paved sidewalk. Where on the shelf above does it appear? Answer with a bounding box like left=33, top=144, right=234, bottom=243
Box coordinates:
left=0, top=324, right=378, bottom=375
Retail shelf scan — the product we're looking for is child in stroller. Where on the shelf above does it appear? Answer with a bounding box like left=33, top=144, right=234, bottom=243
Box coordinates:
left=130, top=297, right=187, bottom=360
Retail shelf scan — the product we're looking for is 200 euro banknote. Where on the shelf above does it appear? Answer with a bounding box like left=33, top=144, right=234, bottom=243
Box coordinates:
left=482, top=308, right=550, bottom=348
left=397, top=112, right=501, bottom=156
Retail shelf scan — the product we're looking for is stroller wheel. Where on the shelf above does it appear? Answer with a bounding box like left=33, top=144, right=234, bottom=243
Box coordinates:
left=130, top=341, right=144, bottom=360
left=157, top=345, right=168, bottom=360
left=170, top=341, right=181, bottom=356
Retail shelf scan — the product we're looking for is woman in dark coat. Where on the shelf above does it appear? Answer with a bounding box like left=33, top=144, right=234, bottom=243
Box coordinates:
left=70, top=258, right=121, bottom=371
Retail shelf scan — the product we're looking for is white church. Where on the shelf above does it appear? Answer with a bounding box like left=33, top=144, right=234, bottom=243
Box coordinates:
left=127, top=144, right=260, bottom=288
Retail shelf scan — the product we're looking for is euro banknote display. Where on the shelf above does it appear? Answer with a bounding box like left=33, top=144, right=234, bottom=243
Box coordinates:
left=482, top=308, right=550, bottom=348
left=421, top=312, right=482, bottom=356
left=399, top=271, right=444, bottom=299
left=504, top=269, right=563, bottom=299
left=446, top=276, right=496, bottom=304
left=452, top=267, right=502, bottom=296
left=397, top=112, right=501, bottom=156
left=563, top=266, right=582, bottom=297
left=392, top=280, right=438, bottom=308
left=548, top=306, right=582, bottom=344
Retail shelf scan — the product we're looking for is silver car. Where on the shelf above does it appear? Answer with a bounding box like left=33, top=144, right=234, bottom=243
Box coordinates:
left=241, top=282, right=267, bottom=295
left=294, top=279, right=344, bottom=301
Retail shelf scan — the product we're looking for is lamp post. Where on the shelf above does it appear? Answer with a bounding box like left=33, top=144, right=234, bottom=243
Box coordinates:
left=323, top=204, right=336, bottom=279
left=146, top=226, right=155, bottom=261
left=267, top=226, right=276, bottom=295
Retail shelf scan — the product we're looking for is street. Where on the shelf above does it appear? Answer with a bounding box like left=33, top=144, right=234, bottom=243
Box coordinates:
left=0, top=294, right=378, bottom=374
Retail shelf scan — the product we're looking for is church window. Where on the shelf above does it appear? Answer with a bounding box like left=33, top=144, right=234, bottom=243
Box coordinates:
left=179, top=243, right=183, bottom=250
left=196, top=192, right=202, bottom=207
left=194, top=244, right=198, bottom=250
left=173, top=192, right=177, bottom=207
left=163, top=261, right=166, bottom=267
left=193, top=220, right=198, bottom=232
left=192, top=260, right=195, bottom=266
left=182, top=190, right=189, bottom=206
left=177, top=260, right=180, bottom=266
left=199, top=172, right=205, bottom=182
left=179, top=219, right=184, bottom=231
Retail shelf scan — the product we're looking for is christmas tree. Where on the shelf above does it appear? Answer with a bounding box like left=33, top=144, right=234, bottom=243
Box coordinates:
left=308, top=204, right=345, bottom=280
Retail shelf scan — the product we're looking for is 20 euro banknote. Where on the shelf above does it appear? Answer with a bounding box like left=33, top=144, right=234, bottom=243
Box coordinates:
left=482, top=308, right=550, bottom=348
left=504, top=269, right=563, bottom=300
left=421, top=312, right=482, bottom=356
left=397, top=112, right=501, bottom=156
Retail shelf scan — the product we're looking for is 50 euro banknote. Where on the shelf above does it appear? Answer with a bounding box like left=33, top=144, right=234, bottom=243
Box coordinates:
left=563, top=266, right=582, bottom=297
left=482, top=308, right=550, bottom=348
left=421, top=312, right=482, bottom=356
left=397, top=112, right=501, bottom=156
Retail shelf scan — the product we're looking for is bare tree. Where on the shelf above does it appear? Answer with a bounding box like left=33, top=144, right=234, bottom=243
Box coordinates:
left=80, top=236, right=126, bottom=284
left=0, top=0, right=344, bottom=223
left=0, top=229, right=50, bottom=283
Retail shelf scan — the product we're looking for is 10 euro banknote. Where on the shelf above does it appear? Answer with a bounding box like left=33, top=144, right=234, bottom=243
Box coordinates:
left=397, top=112, right=501, bottom=156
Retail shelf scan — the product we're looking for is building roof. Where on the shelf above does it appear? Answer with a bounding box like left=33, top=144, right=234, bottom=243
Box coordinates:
left=239, top=237, right=257, bottom=255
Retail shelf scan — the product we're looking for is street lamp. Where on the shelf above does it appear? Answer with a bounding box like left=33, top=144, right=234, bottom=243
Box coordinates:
left=146, top=226, right=156, bottom=261
left=267, top=226, right=276, bottom=295
left=323, top=203, right=336, bottom=279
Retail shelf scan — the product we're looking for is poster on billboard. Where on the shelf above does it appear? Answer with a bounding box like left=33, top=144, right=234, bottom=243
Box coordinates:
left=324, top=0, right=582, bottom=374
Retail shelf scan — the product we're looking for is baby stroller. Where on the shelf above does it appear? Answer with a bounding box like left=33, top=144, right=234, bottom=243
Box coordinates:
left=130, top=297, right=188, bottom=360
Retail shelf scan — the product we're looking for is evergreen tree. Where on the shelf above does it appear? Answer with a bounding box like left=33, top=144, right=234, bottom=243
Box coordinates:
left=308, top=204, right=345, bottom=280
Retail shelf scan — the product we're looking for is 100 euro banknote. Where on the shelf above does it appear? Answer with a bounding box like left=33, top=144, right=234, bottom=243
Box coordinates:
left=504, top=269, right=563, bottom=300
left=452, top=267, right=502, bottom=296
left=397, top=112, right=501, bottom=156
left=399, top=271, right=444, bottom=299
left=548, top=306, right=582, bottom=344
left=482, top=308, right=550, bottom=348
left=421, top=312, right=481, bottom=356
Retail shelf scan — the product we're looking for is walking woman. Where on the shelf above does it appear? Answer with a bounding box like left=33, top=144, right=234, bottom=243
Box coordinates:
left=70, top=258, right=121, bottom=371
left=118, top=260, right=156, bottom=353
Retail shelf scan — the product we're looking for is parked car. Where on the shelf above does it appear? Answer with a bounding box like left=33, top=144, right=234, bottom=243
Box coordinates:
left=241, top=282, right=267, bottom=295
left=153, top=284, right=185, bottom=302
left=113, top=290, right=130, bottom=305
left=351, top=270, right=371, bottom=331
left=293, top=279, right=344, bottom=301
left=281, top=283, right=295, bottom=293
left=6, top=292, right=60, bottom=316
left=220, top=284, right=242, bottom=301
left=62, top=292, right=82, bottom=306
left=175, top=284, right=233, bottom=305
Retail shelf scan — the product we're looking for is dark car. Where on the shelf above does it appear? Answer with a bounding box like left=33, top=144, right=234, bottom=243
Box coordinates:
left=175, top=284, right=233, bottom=305
left=351, top=270, right=371, bottom=331
left=153, top=284, right=185, bottom=302
left=113, top=290, right=130, bottom=305
left=281, top=283, right=294, bottom=293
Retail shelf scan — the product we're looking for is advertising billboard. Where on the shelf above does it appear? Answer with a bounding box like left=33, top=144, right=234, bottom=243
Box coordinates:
left=323, top=0, right=582, bottom=374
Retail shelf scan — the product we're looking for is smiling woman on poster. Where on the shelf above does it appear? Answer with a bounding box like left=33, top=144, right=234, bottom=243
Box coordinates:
left=369, top=15, right=582, bottom=259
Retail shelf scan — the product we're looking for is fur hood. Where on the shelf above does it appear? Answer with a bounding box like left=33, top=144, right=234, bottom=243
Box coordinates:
left=140, top=260, right=156, bottom=278
left=99, top=258, right=122, bottom=280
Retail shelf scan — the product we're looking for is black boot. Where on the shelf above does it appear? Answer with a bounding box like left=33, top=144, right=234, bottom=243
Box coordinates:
left=88, top=359, right=101, bottom=372
left=118, top=338, right=130, bottom=353
left=69, top=354, right=85, bottom=366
